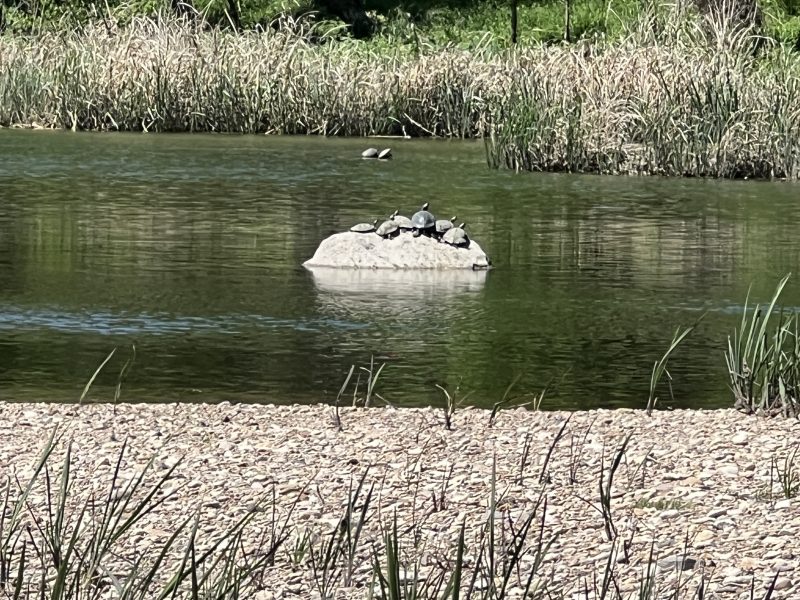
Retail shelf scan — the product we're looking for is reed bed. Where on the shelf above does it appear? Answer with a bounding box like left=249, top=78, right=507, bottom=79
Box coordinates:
left=0, top=16, right=497, bottom=137
left=485, top=35, right=800, bottom=178
left=2, top=8, right=800, bottom=178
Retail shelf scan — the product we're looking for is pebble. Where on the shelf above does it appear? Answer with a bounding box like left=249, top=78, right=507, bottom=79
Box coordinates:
left=731, top=432, right=749, bottom=445
left=773, top=577, right=793, bottom=590
left=657, top=555, right=701, bottom=571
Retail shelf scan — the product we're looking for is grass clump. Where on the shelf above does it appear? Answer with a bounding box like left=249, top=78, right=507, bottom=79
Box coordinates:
left=726, top=273, right=800, bottom=416
left=647, top=317, right=703, bottom=415
left=759, top=445, right=800, bottom=500
left=774, top=446, right=800, bottom=498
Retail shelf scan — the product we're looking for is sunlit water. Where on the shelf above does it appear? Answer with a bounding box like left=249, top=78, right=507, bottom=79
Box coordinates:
left=1, top=130, right=799, bottom=409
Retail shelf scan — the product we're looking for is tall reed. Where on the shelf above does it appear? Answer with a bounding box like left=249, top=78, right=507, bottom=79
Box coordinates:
left=0, top=15, right=495, bottom=138
left=484, top=19, right=800, bottom=179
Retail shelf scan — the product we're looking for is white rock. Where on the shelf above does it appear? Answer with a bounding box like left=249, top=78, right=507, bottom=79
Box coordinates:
left=731, top=432, right=749, bottom=445
left=303, top=231, right=491, bottom=270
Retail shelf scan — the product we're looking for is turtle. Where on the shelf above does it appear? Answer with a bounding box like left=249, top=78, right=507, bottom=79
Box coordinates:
left=442, top=222, right=469, bottom=248
left=350, top=219, right=378, bottom=233
left=376, top=218, right=400, bottom=239
left=410, top=202, right=436, bottom=238
left=361, top=148, right=379, bottom=159
left=389, top=209, right=413, bottom=231
left=378, top=148, right=392, bottom=160
left=434, top=216, right=457, bottom=239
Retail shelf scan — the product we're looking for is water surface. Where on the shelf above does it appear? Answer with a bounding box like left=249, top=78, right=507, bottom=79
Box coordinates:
left=1, top=130, right=798, bottom=409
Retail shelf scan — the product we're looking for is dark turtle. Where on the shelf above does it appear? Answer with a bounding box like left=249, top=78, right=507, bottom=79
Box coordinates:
left=376, top=218, right=400, bottom=239
left=378, top=148, right=392, bottom=160
left=434, top=216, right=457, bottom=239
left=350, top=219, right=378, bottom=233
left=442, top=222, right=469, bottom=248
left=389, top=209, right=413, bottom=231
left=410, top=202, right=436, bottom=237
left=361, top=148, right=379, bottom=159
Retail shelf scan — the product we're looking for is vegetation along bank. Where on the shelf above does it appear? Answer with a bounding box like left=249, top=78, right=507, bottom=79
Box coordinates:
left=2, top=1, right=800, bottom=176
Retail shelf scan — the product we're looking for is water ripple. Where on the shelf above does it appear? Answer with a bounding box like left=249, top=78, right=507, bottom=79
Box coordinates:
left=0, top=306, right=365, bottom=336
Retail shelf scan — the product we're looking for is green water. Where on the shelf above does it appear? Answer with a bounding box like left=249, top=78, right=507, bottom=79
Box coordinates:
left=1, top=129, right=799, bottom=409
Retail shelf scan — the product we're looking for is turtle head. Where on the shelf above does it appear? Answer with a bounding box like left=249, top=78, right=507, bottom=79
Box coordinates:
left=450, top=216, right=457, bottom=223
left=421, top=202, right=430, bottom=211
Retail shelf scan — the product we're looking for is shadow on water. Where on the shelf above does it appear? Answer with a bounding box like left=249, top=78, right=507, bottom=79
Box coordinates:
left=2, top=130, right=800, bottom=408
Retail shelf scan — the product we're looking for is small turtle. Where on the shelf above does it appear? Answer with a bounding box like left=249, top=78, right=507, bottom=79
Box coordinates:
left=378, top=148, right=392, bottom=160
left=376, top=218, right=400, bottom=239
left=389, top=209, right=413, bottom=231
left=442, top=222, right=469, bottom=248
left=410, top=202, right=436, bottom=237
left=361, top=148, right=379, bottom=159
left=350, top=219, right=378, bottom=233
left=434, top=216, right=457, bottom=239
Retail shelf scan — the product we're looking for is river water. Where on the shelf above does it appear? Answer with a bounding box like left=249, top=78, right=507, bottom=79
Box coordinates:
left=1, top=130, right=798, bottom=409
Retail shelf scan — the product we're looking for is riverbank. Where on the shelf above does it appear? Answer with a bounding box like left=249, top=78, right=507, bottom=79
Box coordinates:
left=1, top=13, right=800, bottom=179
left=1, top=401, right=797, bottom=598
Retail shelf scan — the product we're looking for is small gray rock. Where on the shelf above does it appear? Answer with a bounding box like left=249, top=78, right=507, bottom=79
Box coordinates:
left=773, top=577, right=793, bottom=590
left=658, top=555, right=701, bottom=572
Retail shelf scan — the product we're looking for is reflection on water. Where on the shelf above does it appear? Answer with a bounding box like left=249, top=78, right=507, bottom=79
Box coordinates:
left=308, top=266, right=488, bottom=321
left=2, top=130, right=800, bottom=408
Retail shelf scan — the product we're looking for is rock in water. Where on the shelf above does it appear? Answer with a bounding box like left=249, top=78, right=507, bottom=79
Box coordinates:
left=303, top=231, right=491, bottom=270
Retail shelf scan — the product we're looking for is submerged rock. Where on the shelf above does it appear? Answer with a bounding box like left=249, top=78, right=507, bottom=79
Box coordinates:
left=303, top=231, right=491, bottom=270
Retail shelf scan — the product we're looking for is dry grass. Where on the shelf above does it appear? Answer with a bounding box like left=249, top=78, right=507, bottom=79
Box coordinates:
left=0, top=15, right=497, bottom=137
left=2, top=5, right=800, bottom=178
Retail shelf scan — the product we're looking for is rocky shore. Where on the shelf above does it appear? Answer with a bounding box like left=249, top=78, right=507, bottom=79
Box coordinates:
left=0, top=402, right=798, bottom=598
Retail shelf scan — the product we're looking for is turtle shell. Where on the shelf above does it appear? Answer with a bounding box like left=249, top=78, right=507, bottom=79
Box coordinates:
left=411, top=209, right=435, bottom=230
left=393, top=214, right=413, bottom=230
left=376, top=219, right=400, bottom=238
left=436, top=217, right=456, bottom=234
left=361, top=148, right=379, bottom=159
left=443, top=223, right=469, bottom=247
left=350, top=222, right=376, bottom=233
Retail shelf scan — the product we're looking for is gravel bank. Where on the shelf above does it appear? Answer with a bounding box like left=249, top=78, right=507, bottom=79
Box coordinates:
left=1, top=402, right=798, bottom=598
